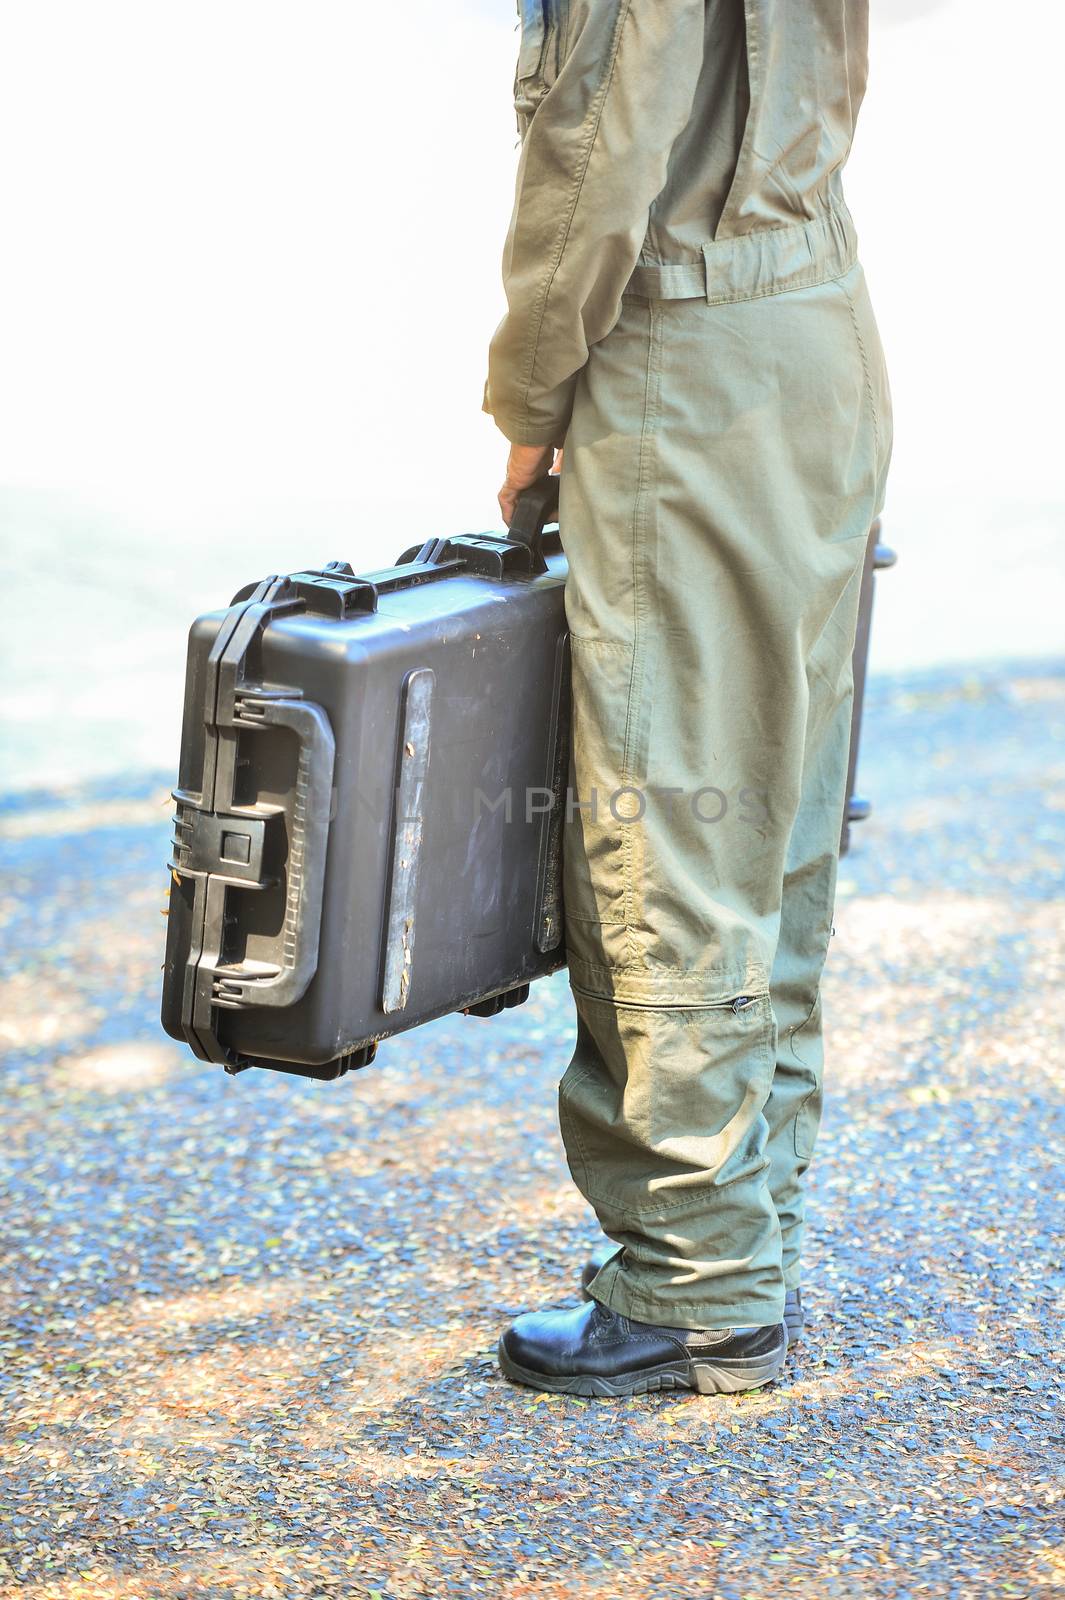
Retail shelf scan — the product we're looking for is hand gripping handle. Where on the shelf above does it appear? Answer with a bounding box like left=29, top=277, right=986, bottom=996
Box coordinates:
left=505, top=473, right=561, bottom=573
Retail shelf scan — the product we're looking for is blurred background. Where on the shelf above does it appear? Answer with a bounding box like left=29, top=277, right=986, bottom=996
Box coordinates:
left=1, top=0, right=1062, bottom=786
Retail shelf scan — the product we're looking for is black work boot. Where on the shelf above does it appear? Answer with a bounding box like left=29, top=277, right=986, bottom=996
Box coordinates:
left=498, top=1299, right=787, bottom=1398
left=580, top=1242, right=806, bottom=1345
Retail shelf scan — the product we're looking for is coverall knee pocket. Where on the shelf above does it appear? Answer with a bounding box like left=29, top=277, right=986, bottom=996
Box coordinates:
left=789, top=993, right=824, bottom=1161
left=793, top=1077, right=822, bottom=1162
left=558, top=993, right=776, bottom=1220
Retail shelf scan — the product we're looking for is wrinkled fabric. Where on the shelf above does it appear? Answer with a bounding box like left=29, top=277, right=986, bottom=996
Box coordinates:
left=484, top=0, right=892, bottom=1327
left=560, top=262, right=891, bottom=1327
left=484, top=0, right=870, bottom=446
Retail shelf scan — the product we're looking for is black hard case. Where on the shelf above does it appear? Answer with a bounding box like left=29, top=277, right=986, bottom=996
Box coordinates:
left=161, top=480, right=893, bottom=1082
left=162, top=479, right=571, bottom=1080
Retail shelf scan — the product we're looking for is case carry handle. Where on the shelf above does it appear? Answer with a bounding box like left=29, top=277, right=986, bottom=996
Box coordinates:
left=207, top=692, right=336, bottom=1013
left=505, top=472, right=561, bottom=573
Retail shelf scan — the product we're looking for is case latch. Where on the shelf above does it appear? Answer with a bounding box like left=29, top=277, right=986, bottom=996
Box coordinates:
left=170, top=800, right=272, bottom=888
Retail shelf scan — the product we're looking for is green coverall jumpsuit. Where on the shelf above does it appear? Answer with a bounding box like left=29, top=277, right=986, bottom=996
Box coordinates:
left=483, top=0, right=892, bottom=1330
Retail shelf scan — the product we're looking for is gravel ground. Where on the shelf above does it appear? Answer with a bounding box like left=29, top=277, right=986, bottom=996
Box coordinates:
left=1, top=657, right=1063, bottom=1600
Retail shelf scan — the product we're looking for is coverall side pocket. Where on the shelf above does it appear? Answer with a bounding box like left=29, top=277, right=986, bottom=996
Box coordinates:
left=516, top=0, right=547, bottom=77
left=839, top=264, right=893, bottom=518
left=564, top=636, right=636, bottom=928
left=514, top=1, right=560, bottom=129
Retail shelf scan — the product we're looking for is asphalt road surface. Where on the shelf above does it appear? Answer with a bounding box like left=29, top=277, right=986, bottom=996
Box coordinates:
left=1, top=657, right=1063, bottom=1599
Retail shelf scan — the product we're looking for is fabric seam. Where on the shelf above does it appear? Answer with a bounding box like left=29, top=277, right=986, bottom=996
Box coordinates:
left=569, top=634, right=632, bottom=651
left=570, top=953, right=770, bottom=982
left=621, top=298, right=662, bottom=953
left=706, top=258, right=856, bottom=308
left=513, top=0, right=632, bottom=436
left=712, top=0, right=761, bottom=240
left=840, top=274, right=882, bottom=483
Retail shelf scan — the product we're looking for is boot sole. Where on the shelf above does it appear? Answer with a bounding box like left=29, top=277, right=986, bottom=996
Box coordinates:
left=497, top=1338, right=786, bottom=1398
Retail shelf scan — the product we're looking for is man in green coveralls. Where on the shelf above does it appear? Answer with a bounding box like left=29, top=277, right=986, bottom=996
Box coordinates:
left=486, top=0, right=892, bottom=1396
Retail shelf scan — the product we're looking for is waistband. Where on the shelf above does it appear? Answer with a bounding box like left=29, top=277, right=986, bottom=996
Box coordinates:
left=625, top=201, right=858, bottom=306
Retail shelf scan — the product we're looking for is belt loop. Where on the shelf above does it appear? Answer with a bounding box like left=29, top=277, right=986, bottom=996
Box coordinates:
left=628, top=203, right=858, bottom=305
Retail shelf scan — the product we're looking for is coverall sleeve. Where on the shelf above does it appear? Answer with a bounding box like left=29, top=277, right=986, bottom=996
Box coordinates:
left=483, top=0, right=706, bottom=447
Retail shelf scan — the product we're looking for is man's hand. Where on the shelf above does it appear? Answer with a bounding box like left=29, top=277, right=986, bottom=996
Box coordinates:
left=498, top=443, right=564, bottom=528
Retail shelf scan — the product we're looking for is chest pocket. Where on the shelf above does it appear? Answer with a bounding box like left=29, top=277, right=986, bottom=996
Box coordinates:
left=514, top=0, right=562, bottom=136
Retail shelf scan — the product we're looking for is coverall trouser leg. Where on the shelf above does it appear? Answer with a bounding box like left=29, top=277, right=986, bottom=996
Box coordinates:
left=558, top=257, right=892, bottom=1330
